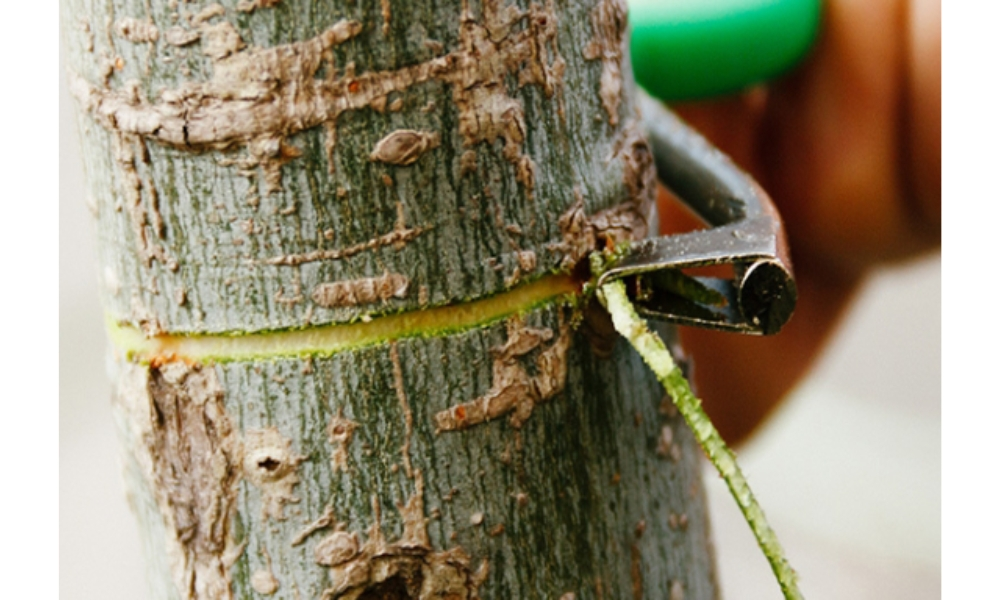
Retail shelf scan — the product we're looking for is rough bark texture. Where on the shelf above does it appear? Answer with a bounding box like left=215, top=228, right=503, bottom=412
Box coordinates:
left=64, top=0, right=719, bottom=597
left=65, top=0, right=654, bottom=334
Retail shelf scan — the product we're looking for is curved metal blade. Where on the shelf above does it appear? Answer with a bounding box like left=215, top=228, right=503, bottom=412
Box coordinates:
left=597, top=95, right=797, bottom=335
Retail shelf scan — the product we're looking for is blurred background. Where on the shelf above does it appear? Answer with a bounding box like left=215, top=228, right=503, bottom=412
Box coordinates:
left=59, top=56, right=940, bottom=600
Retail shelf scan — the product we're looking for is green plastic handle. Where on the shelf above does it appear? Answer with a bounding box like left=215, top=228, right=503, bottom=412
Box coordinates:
left=629, top=0, right=822, bottom=101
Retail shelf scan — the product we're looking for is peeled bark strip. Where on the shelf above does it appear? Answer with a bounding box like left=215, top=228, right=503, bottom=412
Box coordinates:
left=67, top=0, right=719, bottom=598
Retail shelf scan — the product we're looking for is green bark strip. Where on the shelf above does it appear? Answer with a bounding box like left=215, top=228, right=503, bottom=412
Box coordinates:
left=598, top=278, right=803, bottom=600
left=108, top=274, right=579, bottom=363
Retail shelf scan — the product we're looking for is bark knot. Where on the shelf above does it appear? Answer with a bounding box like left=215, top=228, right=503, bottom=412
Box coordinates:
left=243, top=427, right=305, bottom=521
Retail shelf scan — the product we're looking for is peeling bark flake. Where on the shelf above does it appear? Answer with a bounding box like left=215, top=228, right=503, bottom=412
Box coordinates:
left=370, top=130, right=440, bottom=166
left=164, top=26, right=201, bottom=47
left=583, top=0, right=628, bottom=126
left=613, top=121, right=658, bottom=215
left=250, top=544, right=280, bottom=595
left=292, top=504, right=337, bottom=546
left=380, top=0, right=392, bottom=36
left=515, top=250, right=536, bottom=272
left=327, top=412, right=358, bottom=473
left=311, top=272, right=409, bottom=308
left=130, top=294, right=166, bottom=337
left=201, top=21, right=245, bottom=60
left=249, top=136, right=302, bottom=195
left=243, top=428, right=305, bottom=521
left=192, top=3, right=226, bottom=25
left=265, top=207, right=426, bottom=266
left=114, top=360, right=241, bottom=600
left=435, top=314, right=571, bottom=432
left=315, top=530, right=360, bottom=566
left=250, top=570, right=279, bottom=595
left=460, top=150, right=477, bottom=174
left=397, top=470, right=430, bottom=548
left=115, top=17, right=159, bottom=43
left=551, top=194, right=597, bottom=269
left=549, top=143, right=654, bottom=270
left=236, top=0, right=281, bottom=13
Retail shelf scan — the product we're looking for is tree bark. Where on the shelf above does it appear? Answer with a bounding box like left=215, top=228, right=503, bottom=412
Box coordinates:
left=63, top=0, right=719, bottom=598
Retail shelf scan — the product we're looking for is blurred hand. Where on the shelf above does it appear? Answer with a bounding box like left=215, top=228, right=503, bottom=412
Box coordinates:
left=658, top=0, right=941, bottom=444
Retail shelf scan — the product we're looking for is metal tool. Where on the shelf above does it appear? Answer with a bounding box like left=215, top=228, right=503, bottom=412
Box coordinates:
left=597, top=96, right=797, bottom=335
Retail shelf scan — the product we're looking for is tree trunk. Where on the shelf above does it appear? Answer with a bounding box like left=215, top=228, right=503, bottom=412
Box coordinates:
left=63, top=0, right=719, bottom=598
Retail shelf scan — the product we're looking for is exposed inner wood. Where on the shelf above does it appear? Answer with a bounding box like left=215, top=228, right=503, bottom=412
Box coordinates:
left=108, top=274, right=579, bottom=362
